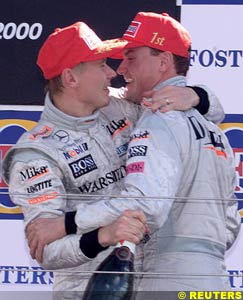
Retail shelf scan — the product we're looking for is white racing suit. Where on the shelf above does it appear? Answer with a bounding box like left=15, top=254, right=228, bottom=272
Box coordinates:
left=2, top=91, right=141, bottom=296
left=2, top=85, right=230, bottom=298
left=68, top=78, right=241, bottom=293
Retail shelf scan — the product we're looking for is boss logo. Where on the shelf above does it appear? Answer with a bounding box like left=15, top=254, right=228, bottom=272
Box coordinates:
left=128, top=145, right=147, bottom=159
left=69, top=154, right=97, bottom=178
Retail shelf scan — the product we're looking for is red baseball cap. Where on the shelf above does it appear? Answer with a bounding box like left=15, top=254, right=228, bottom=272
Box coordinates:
left=119, top=12, right=191, bottom=58
left=37, top=22, right=127, bottom=79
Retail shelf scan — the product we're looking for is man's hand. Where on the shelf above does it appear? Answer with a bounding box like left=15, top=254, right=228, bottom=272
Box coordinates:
left=98, top=210, right=150, bottom=247
left=26, top=216, right=66, bottom=262
left=142, top=85, right=199, bottom=113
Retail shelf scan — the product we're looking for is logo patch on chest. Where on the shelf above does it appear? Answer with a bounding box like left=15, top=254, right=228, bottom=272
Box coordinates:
left=128, top=145, right=147, bottom=159
left=68, top=154, right=97, bottom=178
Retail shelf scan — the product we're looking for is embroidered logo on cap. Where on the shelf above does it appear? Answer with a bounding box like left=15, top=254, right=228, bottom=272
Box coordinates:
left=83, top=32, right=101, bottom=50
left=124, top=21, right=141, bottom=38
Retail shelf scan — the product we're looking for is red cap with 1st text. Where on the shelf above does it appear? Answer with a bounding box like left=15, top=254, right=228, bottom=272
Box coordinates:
left=121, top=12, right=191, bottom=58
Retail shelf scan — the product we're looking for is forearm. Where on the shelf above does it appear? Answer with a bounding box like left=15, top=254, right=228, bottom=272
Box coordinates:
left=42, top=235, right=87, bottom=269
left=74, top=118, right=181, bottom=234
left=41, top=230, right=108, bottom=269
left=74, top=189, right=168, bottom=235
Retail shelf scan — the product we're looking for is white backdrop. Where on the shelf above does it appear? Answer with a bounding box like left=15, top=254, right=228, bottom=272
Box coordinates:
left=180, top=1, right=243, bottom=290
left=1, top=2, right=243, bottom=297
left=181, top=4, right=243, bottom=113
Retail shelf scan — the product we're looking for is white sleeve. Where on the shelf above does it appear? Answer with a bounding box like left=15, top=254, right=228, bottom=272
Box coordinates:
left=5, top=149, right=90, bottom=269
left=75, top=112, right=182, bottom=234
left=7, top=150, right=67, bottom=226
left=194, top=84, right=225, bottom=124
left=225, top=192, right=241, bottom=250
left=42, top=235, right=92, bottom=269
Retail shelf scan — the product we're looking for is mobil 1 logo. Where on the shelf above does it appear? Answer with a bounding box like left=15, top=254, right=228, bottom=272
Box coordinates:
left=69, top=154, right=97, bottom=178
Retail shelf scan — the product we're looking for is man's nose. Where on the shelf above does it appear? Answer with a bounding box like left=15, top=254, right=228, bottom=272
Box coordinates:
left=106, top=65, right=117, bottom=80
left=117, top=60, right=126, bottom=75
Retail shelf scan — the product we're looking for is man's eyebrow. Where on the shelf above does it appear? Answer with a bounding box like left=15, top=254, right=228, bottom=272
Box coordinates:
left=124, top=49, right=135, bottom=56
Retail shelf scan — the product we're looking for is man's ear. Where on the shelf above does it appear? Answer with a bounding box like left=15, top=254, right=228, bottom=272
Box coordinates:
left=61, top=68, right=78, bottom=88
left=159, top=51, right=174, bottom=70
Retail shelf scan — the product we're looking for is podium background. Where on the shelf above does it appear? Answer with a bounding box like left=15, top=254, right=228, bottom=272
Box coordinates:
left=1, top=0, right=243, bottom=295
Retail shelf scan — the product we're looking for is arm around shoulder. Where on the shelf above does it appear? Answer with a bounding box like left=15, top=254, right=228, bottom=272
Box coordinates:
left=192, top=84, right=225, bottom=124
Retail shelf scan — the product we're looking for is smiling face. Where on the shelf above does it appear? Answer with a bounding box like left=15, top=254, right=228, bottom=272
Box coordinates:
left=73, top=59, right=116, bottom=114
left=52, top=59, right=117, bottom=117
left=117, top=47, right=163, bottom=104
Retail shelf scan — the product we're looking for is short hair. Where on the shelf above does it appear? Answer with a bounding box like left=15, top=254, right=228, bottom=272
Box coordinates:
left=45, top=62, right=85, bottom=98
left=46, top=75, right=64, bottom=99
left=150, top=47, right=190, bottom=76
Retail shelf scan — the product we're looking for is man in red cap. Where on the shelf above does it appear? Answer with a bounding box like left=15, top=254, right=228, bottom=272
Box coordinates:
left=112, top=12, right=239, bottom=293
left=2, top=21, right=149, bottom=298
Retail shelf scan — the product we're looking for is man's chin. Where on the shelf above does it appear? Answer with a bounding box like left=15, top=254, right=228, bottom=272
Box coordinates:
left=125, top=89, right=141, bottom=104
left=104, top=97, right=110, bottom=106
left=126, top=94, right=142, bottom=104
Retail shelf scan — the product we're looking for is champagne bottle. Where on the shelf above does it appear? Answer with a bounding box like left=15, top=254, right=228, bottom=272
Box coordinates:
left=82, top=241, right=135, bottom=300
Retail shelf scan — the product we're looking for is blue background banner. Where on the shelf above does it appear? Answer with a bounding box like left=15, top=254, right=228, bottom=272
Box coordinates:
left=182, top=0, right=243, bottom=4
left=220, top=114, right=243, bottom=218
left=0, top=110, right=41, bottom=219
left=1, top=111, right=243, bottom=221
